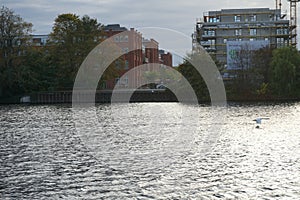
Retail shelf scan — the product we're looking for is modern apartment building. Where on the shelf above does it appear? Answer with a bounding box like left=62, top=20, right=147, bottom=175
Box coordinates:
left=193, top=8, right=292, bottom=69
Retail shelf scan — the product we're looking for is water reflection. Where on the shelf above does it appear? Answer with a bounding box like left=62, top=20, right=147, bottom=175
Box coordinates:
left=0, top=103, right=299, bottom=199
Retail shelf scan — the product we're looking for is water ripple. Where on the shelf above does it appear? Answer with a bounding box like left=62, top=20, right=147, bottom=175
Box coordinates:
left=0, top=103, right=299, bottom=199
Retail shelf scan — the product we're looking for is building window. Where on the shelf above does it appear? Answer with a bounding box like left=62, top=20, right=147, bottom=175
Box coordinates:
left=208, top=39, right=215, bottom=46
left=265, top=38, right=269, bottom=41
left=277, top=38, right=287, bottom=47
left=223, top=38, right=227, bottom=44
left=284, top=28, right=288, bottom=35
left=209, top=17, right=219, bottom=23
left=124, top=76, right=128, bottom=85
left=277, top=37, right=284, bottom=44
left=235, top=29, right=242, bottom=36
left=123, top=47, right=129, bottom=54
left=277, top=28, right=288, bottom=35
left=234, top=15, right=241, bottom=22
left=250, top=38, right=256, bottom=41
left=115, top=60, right=121, bottom=69
left=124, top=35, right=128, bottom=42
left=125, top=60, right=129, bottom=69
left=115, top=77, right=120, bottom=84
left=276, top=29, right=281, bottom=35
left=204, top=30, right=215, bottom=36
left=250, top=29, right=257, bottom=36
left=250, top=15, right=256, bottom=22
left=114, top=36, right=119, bottom=42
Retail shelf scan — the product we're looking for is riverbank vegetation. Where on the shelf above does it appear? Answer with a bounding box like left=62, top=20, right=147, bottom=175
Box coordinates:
left=0, top=6, right=118, bottom=99
left=178, top=46, right=300, bottom=101
left=223, top=45, right=300, bottom=100
left=1, top=6, right=300, bottom=102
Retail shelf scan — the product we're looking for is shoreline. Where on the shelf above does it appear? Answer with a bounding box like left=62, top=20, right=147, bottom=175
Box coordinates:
left=1, top=93, right=300, bottom=105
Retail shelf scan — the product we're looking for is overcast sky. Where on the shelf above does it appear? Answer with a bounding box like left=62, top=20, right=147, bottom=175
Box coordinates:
left=1, top=0, right=295, bottom=64
left=2, top=0, right=283, bottom=35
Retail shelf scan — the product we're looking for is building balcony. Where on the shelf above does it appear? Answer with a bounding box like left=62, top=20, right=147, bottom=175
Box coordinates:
left=200, top=23, right=289, bottom=30
left=203, top=46, right=217, bottom=51
left=200, top=41, right=215, bottom=46
left=201, top=34, right=216, bottom=38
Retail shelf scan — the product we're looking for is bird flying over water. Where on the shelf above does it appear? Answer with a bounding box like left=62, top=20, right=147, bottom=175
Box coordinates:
left=253, top=117, right=269, bottom=128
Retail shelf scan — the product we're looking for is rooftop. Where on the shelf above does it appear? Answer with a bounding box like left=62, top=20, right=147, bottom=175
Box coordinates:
left=104, top=24, right=127, bottom=31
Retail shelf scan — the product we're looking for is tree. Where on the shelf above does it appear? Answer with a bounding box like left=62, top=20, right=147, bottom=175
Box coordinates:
left=143, top=71, right=159, bottom=88
left=270, top=46, right=300, bottom=97
left=252, top=46, right=274, bottom=84
left=177, top=56, right=209, bottom=101
left=228, top=43, right=259, bottom=96
left=247, top=46, right=274, bottom=97
left=49, top=13, right=81, bottom=89
left=224, top=43, right=275, bottom=99
left=49, top=13, right=104, bottom=90
left=0, top=6, right=33, bottom=97
left=17, top=47, right=55, bottom=93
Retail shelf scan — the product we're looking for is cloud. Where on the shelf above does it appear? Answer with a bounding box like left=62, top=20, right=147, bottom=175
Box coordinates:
left=2, top=0, right=294, bottom=64
left=0, top=0, right=289, bottom=37
left=2, top=0, right=278, bottom=32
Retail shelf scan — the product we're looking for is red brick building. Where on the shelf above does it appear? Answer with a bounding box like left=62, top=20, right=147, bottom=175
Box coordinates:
left=103, top=24, right=173, bottom=89
left=104, top=24, right=143, bottom=89
left=159, top=50, right=173, bottom=67
left=143, top=38, right=159, bottom=71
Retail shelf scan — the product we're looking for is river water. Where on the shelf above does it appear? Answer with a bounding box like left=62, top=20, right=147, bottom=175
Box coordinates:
left=0, top=102, right=299, bottom=199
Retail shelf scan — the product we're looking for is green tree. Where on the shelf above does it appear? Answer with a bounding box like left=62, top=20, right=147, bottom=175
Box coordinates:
left=228, top=43, right=258, bottom=96
left=249, top=46, right=274, bottom=98
left=224, top=44, right=275, bottom=99
left=17, top=47, right=55, bottom=93
left=252, top=46, right=274, bottom=84
left=49, top=13, right=104, bottom=90
left=177, top=56, right=209, bottom=101
left=0, top=6, right=33, bottom=97
left=143, top=71, right=159, bottom=88
left=49, top=13, right=81, bottom=89
left=270, top=46, right=300, bottom=97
